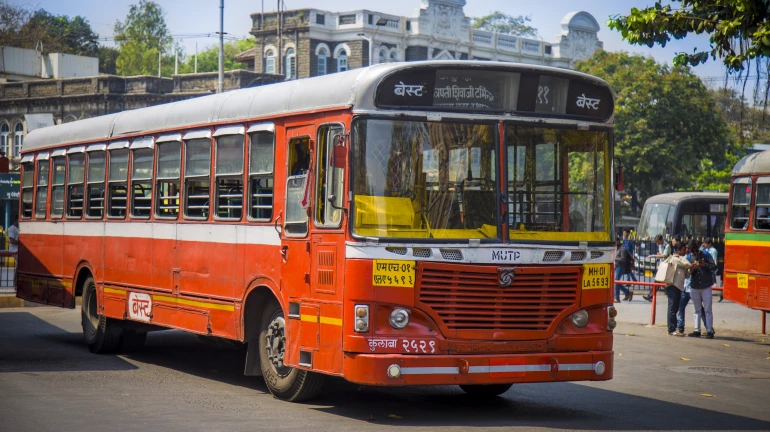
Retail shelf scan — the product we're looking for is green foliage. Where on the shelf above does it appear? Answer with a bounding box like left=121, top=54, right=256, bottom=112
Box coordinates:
left=0, top=2, right=99, bottom=56
left=574, top=51, right=732, bottom=201
left=186, top=39, right=254, bottom=73
left=471, top=11, right=538, bottom=37
left=608, top=1, right=770, bottom=71
left=114, top=0, right=173, bottom=76
left=97, top=46, right=119, bottom=75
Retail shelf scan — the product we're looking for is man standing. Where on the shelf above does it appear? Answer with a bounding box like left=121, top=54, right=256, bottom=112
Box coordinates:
left=690, top=241, right=717, bottom=338
left=614, top=237, right=631, bottom=303
left=701, top=238, right=721, bottom=302
left=621, top=229, right=636, bottom=301
left=7, top=216, right=18, bottom=253
left=665, top=242, right=692, bottom=336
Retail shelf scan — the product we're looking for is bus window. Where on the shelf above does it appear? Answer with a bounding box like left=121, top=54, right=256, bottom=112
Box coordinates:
left=315, top=124, right=344, bottom=227
left=730, top=177, right=751, bottom=230
left=156, top=142, right=181, bottom=219
left=285, top=137, right=309, bottom=236
left=51, top=157, right=65, bottom=218
left=248, top=130, right=274, bottom=221
left=131, top=148, right=153, bottom=218
left=680, top=214, right=708, bottom=238
left=215, top=135, right=244, bottom=220
left=86, top=151, right=106, bottom=219
left=184, top=139, right=211, bottom=219
left=67, top=153, right=85, bottom=218
left=35, top=158, right=49, bottom=219
left=21, top=162, right=33, bottom=219
left=756, top=177, right=770, bottom=230
left=637, top=203, right=673, bottom=239
left=107, top=149, right=128, bottom=218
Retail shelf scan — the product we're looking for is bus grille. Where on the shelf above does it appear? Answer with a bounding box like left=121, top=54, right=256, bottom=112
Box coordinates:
left=417, top=263, right=580, bottom=331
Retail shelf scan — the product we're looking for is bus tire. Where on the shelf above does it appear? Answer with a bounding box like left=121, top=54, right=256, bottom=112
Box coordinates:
left=459, top=384, right=512, bottom=397
left=81, top=276, right=121, bottom=354
left=119, top=330, right=147, bottom=353
left=258, top=300, right=324, bottom=402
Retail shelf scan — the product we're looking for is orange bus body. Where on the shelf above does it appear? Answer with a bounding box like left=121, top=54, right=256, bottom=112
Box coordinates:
left=16, top=62, right=616, bottom=396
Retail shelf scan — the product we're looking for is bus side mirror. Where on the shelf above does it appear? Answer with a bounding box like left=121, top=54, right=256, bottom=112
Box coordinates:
left=614, top=158, right=625, bottom=192
left=328, top=133, right=348, bottom=210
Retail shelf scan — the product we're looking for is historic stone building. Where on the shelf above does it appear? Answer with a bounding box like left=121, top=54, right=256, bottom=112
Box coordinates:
left=0, top=70, right=281, bottom=167
left=236, top=0, right=603, bottom=79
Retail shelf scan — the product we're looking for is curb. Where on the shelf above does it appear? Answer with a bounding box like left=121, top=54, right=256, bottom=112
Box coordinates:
left=0, top=295, right=82, bottom=309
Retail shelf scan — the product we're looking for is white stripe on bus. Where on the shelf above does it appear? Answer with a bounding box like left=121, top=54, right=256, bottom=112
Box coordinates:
left=399, top=363, right=596, bottom=375
left=20, top=221, right=281, bottom=246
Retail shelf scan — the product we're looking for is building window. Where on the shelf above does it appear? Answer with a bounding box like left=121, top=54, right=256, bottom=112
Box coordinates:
left=368, top=14, right=373, bottom=25
left=0, top=123, right=9, bottom=156
left=390, top=50, right=398, bottom=62
left=316, top=13, right=325, bottom=25
left=339, top=14, right=356, bottom=25
left=545, top=45, right=552, bottom=54
left=265, top=49, right=276, bottom=74
left=406, top=21, right=411, bottom=31
left=337, top=55, right=348, bottom=72
left=285, top=48, right=296, bottom=80
left=379, top=49, right=387, bottom=64
left=13, top=123, right=24, bottom=158
left=317, top=46, right=329, bottom=76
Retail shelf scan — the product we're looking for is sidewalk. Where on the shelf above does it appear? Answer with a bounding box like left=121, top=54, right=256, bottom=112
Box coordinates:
left=615, top=292, right=766, bottom=334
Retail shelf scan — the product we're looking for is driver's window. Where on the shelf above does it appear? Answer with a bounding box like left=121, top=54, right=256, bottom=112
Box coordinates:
left=285, top=136, right=310, bottom=236
left=315, top=124, right=344, bottom=227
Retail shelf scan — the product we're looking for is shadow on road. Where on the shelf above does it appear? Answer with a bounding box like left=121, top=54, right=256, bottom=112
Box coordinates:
left=0, top=311, right=138, bottom=373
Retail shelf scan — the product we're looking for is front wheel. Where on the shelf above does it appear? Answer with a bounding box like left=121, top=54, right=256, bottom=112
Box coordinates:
left=459, top=384, right=513, bottom=397
left=258, top=300, right=324, bottom=402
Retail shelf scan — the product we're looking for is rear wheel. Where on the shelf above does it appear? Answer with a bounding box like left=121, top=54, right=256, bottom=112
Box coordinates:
left=258, top=300, right=324, bottom=402
left=459, top=384, right=513, bottom=397
left=81, top=276, right=121, bottom=354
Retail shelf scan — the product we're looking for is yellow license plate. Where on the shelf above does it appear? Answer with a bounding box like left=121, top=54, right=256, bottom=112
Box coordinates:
left=644, top=270, right=652, bottom=278
left=373, top=260, right=416, bottom=288
left=582, top=264, right=611, bottom=290
left=737, top=273, right=749, bottom=289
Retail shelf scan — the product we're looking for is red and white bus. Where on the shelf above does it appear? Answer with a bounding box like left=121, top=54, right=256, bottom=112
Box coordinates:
left=17, top=61, right=618, bottom=401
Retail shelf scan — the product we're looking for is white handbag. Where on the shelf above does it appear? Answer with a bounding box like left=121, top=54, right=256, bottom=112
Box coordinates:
left=654, top=257, right=676, bottom=285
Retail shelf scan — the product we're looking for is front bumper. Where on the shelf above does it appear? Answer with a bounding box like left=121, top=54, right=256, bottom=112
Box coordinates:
left=342, top=350, right=613, bottom=386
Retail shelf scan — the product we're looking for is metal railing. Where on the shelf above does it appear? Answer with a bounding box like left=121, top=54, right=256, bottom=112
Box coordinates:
left=0, top=251, right=17, bottom=294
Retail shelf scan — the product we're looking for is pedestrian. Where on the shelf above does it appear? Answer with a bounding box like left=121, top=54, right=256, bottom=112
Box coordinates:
left=677, top=240, right=704, bottom=335
left=689, top=240, right=717, bottom=338
left=621, top=229, right=636, bottom=301
left=7, top=215, right=18, bottom=253
left=664, top=242, right=692, bottom=336
left=614, top=237, right=631, bottom=303
left=700, top=238, right=722, bottom=302
left=644, top=235, right=679, bottom=301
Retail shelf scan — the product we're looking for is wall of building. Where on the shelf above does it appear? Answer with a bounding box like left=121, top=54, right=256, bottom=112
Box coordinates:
left=1, top=46, right=99, bottom=82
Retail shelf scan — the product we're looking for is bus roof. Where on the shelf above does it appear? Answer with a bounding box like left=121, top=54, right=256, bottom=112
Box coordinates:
left=643, top=192, right=728, bottom=205
left=21, top=60, right=613, bottom=154
left=733, top=149, right=770, bottom=176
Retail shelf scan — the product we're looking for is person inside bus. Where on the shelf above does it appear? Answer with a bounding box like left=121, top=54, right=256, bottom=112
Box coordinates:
left=757, top=205, right=770, bottom=230
left=614, top=237, right=631, bottom=303
left=689, top=239, right=717, bottom=338
left=291, top=143, right=310, bottom=176
left=664, top=242, right=693, bottom=336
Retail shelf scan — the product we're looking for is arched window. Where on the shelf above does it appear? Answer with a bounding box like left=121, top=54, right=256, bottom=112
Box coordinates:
left=337, top=55, right=348, bottom=72
left=379, top=49, right=387, bottom=64
left=265, top=49, right=276, bottom=74
left=390, top=50, right=398, bottom=62
left=0, top=123, right=9, bottom=156
left=285, top=48, right=296, bottom=80
left=317, top=47, right=328, bottom=76
left=13, top=122, right=24, bottom=158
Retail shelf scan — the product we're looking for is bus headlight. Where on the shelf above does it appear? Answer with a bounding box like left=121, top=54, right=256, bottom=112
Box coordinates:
left=571, top=310, right=589, bottom=328
left=389, top=308, right=410, bottom=329
left=354, top=305, right=369, bottom=333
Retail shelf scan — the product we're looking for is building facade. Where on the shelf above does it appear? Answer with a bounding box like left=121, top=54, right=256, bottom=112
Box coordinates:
left=236, top=0, right=603, bottom=79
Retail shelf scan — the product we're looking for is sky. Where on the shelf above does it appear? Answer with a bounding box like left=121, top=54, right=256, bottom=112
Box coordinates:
left=15, top=0, right=730, bottom=83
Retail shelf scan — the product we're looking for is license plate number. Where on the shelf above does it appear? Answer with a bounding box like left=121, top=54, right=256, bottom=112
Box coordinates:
left=582, top=264, right=610, bottom=290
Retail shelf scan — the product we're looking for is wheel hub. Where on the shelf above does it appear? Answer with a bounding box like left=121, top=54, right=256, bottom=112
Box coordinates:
left=265, top=316, right=289, bottom=376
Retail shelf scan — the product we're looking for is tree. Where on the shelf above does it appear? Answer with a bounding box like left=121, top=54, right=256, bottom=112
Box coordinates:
left=0, top=2, right=99, bottom=56
left=574, top=51, right=731, bottom=201
left=608, top=1, right=770, bottom=105
left=471, top=11, right=537, bottom=37
left=114, top=0, right=173, bottom=76
left=98, top=46, right=120, bottom=75
left=186, top=38, right=254, bottom=73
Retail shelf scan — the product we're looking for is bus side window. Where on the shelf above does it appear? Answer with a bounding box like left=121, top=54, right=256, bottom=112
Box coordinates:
left=156, top=142, right=181, bottom=219
left=131, top=148, right=153, bottom=219
left=184, top=138, right=211, bottom=219
left=21, top=161, right=33, bottom=219
left=86, top=151, right=106, bottom=219
left=248, top=130, right=274, bottom=221
left=315, top=124, right=344, bottom=227
left=730, top=177, right=751, bottom=230
left=67, top=153, right=85, bottom=219
left=35, top=158, right=49, bottom=219
left=755, top=177, right=770, bottom=231
left=285, top=137, right=310, bottom=236
left=51, top=157, right=66, bottom=218
left=215, top=134, right=244, bottom=220
left=107, top=149, right=128, bottom=218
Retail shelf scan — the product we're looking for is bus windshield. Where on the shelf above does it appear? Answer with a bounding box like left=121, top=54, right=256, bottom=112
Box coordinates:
left=352, top=118, right=498, bottom=239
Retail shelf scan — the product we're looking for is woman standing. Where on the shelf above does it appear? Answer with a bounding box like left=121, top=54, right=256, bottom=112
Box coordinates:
left=664, top=242, right=693, bottom=336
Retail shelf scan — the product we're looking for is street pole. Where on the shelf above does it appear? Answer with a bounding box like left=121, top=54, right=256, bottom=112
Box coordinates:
left=194, top=42, right=198, bottom=74
left=174, top=48, right=178, bottom=75
left=158, top=36, right=162, bottom=77
left=218, top=0, right=224, bottom=93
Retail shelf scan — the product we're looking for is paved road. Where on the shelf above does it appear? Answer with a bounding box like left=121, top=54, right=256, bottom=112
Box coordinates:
left=1, top=307, right=769, bottom=431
